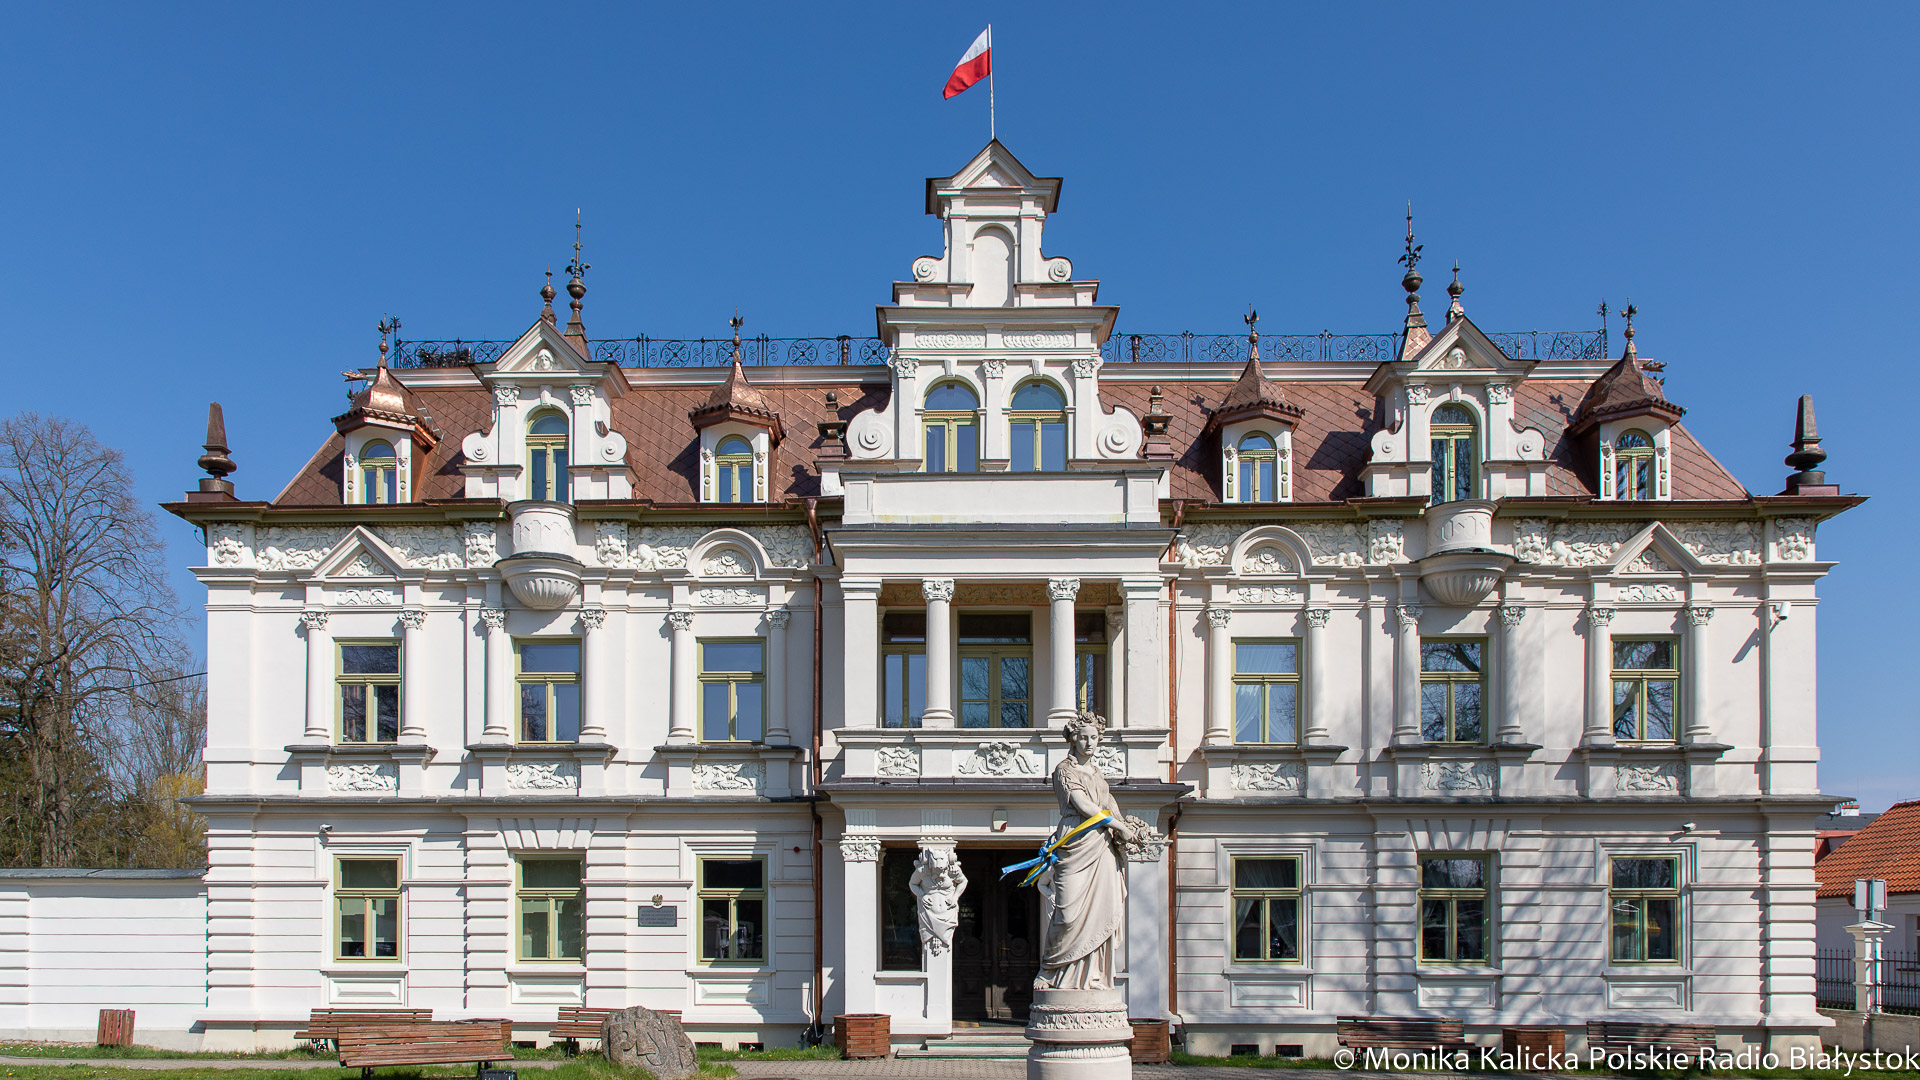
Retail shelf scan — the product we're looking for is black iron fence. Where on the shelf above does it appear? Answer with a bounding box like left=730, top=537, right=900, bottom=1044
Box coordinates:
left=389, top=327, right=1608, bottom=369
left=1817, top=948, right=1920, bottom=1015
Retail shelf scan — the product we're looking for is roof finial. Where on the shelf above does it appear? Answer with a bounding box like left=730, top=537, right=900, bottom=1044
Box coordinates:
left=195, top=402, right=237, bottom=497
left=564, top=210, right=590, bottom=343
left=541, top=267, right=557, bottom=324
left=730, top=309, right=744, bottom=365
left=1785, top=394, right=1828, bottom=486
left=376, top=315, right=398, bottom=370
left=1244, top=304, right=1260, bottom=362
left=1446, top=261, right=1464, bottom=322
left=1399, top=202, right=1424, bottom=303
left=1621, top=299, right=1638, bottom=361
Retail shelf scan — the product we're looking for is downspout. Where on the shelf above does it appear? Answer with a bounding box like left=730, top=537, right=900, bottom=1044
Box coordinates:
left=1166, top=803, right=1183, bottom=1026
left=1164, top=505, right=1185, bottom=1028
left=807, top=496, right=827, bottom=1044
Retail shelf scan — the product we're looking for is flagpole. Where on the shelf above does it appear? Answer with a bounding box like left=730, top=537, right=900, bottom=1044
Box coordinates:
left=987, top=24, right=995, bottom=141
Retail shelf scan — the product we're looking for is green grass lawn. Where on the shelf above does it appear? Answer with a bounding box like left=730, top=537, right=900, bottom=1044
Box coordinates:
left=0, top=1062, right=733, bottom=1080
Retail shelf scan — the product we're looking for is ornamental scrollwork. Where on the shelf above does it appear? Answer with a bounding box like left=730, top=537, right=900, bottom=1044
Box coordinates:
left=506, top=760, right=581, bottom=790
left=1617, top=762, right=1684, bottom=794
left=1047, top=577, right=1081, bottom=602
left=692, top=761, right=764, bottom=792
left=1421, top=760, right=1496, bottom=792
left=876, top=746, right=921, bottom=777
left=299, top=610, right=330, bottom=632
left=1204, top=606, right=1233, bottom=629
left=327, top=762, right=397, bottom=792
left=921, top=578, right=956, bottom=603
left=1230, top=760, right=1304, bottom=793
left=840, top=838, right=881, bottom=863
left=957, top=741, right=1037, bottom=776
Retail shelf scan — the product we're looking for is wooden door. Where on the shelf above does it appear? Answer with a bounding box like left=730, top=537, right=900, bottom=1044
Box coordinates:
left=952, top=850, right=1042, bottom=1022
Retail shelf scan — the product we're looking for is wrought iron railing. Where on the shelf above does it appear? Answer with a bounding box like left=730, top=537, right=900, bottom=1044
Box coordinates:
left=1818, top=948, right=1920, bottom=1015
left=390, top=327, right=1607, bottom=369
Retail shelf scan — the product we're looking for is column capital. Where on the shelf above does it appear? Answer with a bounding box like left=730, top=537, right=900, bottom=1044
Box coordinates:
left=839, top=838, right=881, bottom=863
left=579, top=606, right=608, bottom=631
left=667, top=610, right=695, bottom=632
left=767, top=608, right=792, bottom=629
left=1395, top=603, right=1423, bottom=629
left=921, top=578, right=956, bottom=603
left=841, top=577, right=884, bottom=598
left=1584, top=604, right=1617, bottom=627
left=1047, top=577, right=1081, bottom=602
left=480, top=608, right=507, bottom=633
left=1204, top=605, right=1233, bottom=629
left=1499, top=604, right=1528, bottom=628
left=1305, top=607, right=1331, bottom=629
left=1686, top=605, right=1715, bottom=626
left=300, top=609, right=330, bottom=632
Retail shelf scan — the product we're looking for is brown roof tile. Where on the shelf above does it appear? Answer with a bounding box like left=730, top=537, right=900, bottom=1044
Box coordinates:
left=1815, top=800, right=1920, bottom=898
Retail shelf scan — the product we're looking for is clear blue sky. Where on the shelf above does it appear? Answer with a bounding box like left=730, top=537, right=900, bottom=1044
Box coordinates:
left=2, top=4, right=1911, bottom=808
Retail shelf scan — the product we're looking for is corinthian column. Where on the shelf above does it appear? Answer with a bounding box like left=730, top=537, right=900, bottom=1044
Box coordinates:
left=301, top=610, right=332, bottom=743
left=766, top=609, right=791, bottom=743
left=1497, top=604, right=1527, bottom=743
left=1048, top=578, right=1081, bottom=726
left=1205, top=605, right=1233, bottom=744
left=1583, top=605, right=1617, bottom=745
left=398, top=608, right=428, bottom=743
left=1304, top=608, right=1331, bottom=743
left=1684, top=606, right=1713, bottom=742
left=1392, top=603, right=1423, bottom=745
left=579, top=607, right=609, bottom=741
left=921, top=579, right=955, bottom=728
left=481, top=608, right=511, bottom=741
left=667, top=610, right=696, bottom=743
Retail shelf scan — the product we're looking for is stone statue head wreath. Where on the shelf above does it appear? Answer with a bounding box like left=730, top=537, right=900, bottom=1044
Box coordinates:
left=1063, top=709, right=1109, bottom=743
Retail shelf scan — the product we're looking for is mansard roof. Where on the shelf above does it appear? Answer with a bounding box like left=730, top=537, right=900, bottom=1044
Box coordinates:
left=268, top=360, right=1751, bottom=508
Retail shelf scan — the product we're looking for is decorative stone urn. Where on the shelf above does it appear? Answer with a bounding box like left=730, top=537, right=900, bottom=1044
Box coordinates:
left=1026, top=987, right=1133, bottom=1079
left=1418, top=499, right=1513, bottom=607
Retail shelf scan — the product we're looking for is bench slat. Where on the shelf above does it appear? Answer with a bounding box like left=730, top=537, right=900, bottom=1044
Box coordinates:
left=1337, top=1015, right=1469, bottom=1050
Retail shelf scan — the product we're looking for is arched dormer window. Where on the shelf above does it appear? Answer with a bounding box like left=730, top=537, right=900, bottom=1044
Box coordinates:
left=1237, top=433, right=1279, bottom=503
left=1614, top=430, right=1655, bottom=501
left=527, top=410, right=570, bottom=503
left=1430, top=404, right=1477, bottom=505
left=359, top=441, right=398, bottom=505
left=1009, top=380, right=1067, bottom=472
left=715, top=437, right=753, bottom=503
left=923, top=381, right=979, bottom=473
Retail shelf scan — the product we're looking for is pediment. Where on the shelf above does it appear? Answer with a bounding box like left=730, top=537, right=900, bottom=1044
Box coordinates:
left=1607, top=522, right=1706, bottom=576
left=492, top=319, right=590, bottom=376
left=312, top=527, right=410, bottom=581
left=927, top=140, right=1061, bottom=213
left=1228, top=526, right=1311, bottom=578
left=1368, top=315, right=1535, bottom=394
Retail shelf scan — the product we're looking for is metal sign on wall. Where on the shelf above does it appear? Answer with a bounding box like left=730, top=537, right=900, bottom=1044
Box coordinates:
left=637, top=905, right=677, bottom=927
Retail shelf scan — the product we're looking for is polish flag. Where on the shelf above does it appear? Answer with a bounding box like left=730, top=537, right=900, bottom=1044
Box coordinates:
left=943, top=27, right=992, bottom=99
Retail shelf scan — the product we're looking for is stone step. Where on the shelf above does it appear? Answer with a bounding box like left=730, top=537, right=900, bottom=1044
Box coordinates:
left=901, top=1027, right=1033, bottom=1059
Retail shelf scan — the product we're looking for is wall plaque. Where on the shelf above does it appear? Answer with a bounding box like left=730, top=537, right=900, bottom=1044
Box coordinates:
left=637, top=905, right=678, bottom=927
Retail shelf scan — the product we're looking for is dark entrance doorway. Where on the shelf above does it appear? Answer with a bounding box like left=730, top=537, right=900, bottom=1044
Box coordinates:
left=952, top=848, right=1042, bottom=1022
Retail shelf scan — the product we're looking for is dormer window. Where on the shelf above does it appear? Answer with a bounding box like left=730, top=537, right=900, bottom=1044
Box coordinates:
left=359, top=441, right=398, bottom=505
left=923, top=381, right=979, bottom=473
left=1614, top=431, right=1655, bottom=501
left=1009, top=381, right=1067, bottom=472
left=1430, top=404, right=1477, bottom=505
left=715, top=437, right=753, bottom=503
left=1237, top=434, right=1279, bottom=503
left=527, top=410, right=570, bottom=503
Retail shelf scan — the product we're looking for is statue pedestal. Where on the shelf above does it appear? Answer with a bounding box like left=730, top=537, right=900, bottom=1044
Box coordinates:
left=1025, top=988, right=1133, bottom=1080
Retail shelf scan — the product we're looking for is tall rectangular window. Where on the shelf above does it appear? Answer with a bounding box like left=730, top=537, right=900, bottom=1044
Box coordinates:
left=1612, top=638, right=1679, bottom=742
left=1419, top=640, right=1484, bottom=743
left=335, top=857, right=400, bottom=961
left=1075, top=612, right=1108, bottom=715
left=1610, top=856, right=1680, bottom=963
left=698, top=857, right=765, bottom=963
left=959, top=613, right=1031, bottom=729
left=701, top=640, right=765, bottom=742
left=518, top=641, right=581, bottom=743
left=518, top=856, right=585, bottom=962
left=338, top=641, right=400, bottom=744
left=1233, top=640, right=1299, bottom=744
left=1419, top=856, right=1491, bottom=964
left=1232, top=857, right=1303, bottom=963
left=882, top=613, right=926, bottom=729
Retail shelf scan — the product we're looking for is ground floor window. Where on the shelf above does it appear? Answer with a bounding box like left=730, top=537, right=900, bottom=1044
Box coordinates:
left=881, top=849, right=921, bottom=971
left=1232, top=856, right=1302, bottom=962
left=518, top=856, right=584, bottom=961
left=1610, top=856, right=1680, bottom=962
left=335, top=857, right=400, bottom=961
left=1419, top=855, right=1490, bottom=963
left=699, top=857, right=765, bottom=963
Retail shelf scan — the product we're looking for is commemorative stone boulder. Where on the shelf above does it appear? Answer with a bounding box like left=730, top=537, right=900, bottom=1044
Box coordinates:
left=600, top=1006, right=698, bottom=1079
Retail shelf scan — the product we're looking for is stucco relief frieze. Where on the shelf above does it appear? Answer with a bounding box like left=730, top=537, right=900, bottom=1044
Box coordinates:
left=1617, top=762, right=1685, bottom=794
left=378, top=526, right=463, bottom=570
left=258, top=527, right=344, bottom=572
left=702, top=550, right=752, bottom=577
left=594, top=523, right=629, bottom=567
left=621, top=526, right=809, bottom=572
left=1775, top=518, right=1815, bottom=562
left=1240, top=545, right=1295, bottom=575
left=1670, top=521, right=1761, bottom=565
left=506, top=760, right=581, bottom=790
left=695, top=588, right=762, bottom=606
left=337, top=553, right=388, bottom=578
left=1422, top=760, right=1496, bottom=792
left=251, top=525, right=468, bottom=573
left=1177, top=522, right=1388, bottom=570
left=1004, top=332, right=1074, bottom=349
left=209, top=524, right=250, bottom=567
left=957, top=741, right=1038, bottom=776
left=917, top=333, right=986, bottom=350
left=840, top=838, right=881, bottom=863
left=335, top=589, right=395, bottom=606
left=465, top=524, right=499, bottom=568
left=327, top=762, right=397, bottom=792
left=1092, top=746, right=1125, bottom=778
left=1233, top=586, right=1302, bottom=606
left=876, top=746, right=921, bottom=777
left=1513, top=520, right=1761, bottom=568
left=1230, top=760, right=1304, bottom=794
left=691, top=761, right=765, bottom=792
left=1367, top=520, right=1407, bottom=564
left=1617, top=583, right=1683, bottom=604
left=1624, top=547, right=1673, bottom=574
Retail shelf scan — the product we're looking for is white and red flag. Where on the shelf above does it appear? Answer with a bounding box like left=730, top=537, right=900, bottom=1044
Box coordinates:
left=943, top=27, right=992, bottom=99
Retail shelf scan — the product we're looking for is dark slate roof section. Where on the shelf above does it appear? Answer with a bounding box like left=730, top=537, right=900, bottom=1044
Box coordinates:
left=1569, top=352, right=1686, bottom=434
left=271, top=366, right=1750, bottom=508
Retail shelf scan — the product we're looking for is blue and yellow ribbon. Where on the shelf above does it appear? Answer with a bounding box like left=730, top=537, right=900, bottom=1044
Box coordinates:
left=1000, top=812, right=1115, bottom=888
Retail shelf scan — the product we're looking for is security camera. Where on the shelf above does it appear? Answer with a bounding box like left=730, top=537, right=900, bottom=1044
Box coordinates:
left=1680, top=822, right=1696, bottom=833
left=1771, top=601, right=1790, bottom=623
left=320, top=823, right=334, bottom=833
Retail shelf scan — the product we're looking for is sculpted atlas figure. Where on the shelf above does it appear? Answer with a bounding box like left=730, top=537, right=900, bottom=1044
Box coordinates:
left=910, top=847, right=967, bottom=956
left=1034, top=711, right=1143, bottom=991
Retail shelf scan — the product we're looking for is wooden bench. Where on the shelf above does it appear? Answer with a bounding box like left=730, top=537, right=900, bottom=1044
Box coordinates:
left=293, top=1008, right=433, bottom=1050
left=1337, top=1015, right=1471, bottom=1053
left=550, top=1007, right=683, bottom=1055
left=1586, top=1021, right=1717, bottom=1058
left=337, top=1020, right=510, bottom=1079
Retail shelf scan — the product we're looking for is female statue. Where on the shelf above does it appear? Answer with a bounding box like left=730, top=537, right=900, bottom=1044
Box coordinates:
left=909, top=847, right=968, bottom=956
left=1034, top=711, right=1142, bottom=990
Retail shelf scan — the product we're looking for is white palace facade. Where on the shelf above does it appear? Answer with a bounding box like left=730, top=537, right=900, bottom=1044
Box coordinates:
left=67, top=142, right=1855, bottom=1056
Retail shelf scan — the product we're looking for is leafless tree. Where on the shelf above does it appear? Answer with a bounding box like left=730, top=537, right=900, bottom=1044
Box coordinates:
left=0, top=413, right=183, bottom=866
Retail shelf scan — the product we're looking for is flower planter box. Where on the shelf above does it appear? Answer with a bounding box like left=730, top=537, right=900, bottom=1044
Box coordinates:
left=835, top=1013, right=891, bottom=1059
left=97, top=1009, right=135, bottom=1047
left=1129, top=1018, right=1171, bottom=1064
left=1501, top=1025, right=1565, bottom=1066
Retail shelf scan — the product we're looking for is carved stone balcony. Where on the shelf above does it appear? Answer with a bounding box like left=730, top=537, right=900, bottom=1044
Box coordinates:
left=499, top=500, right=582, bottom=609
left=1418, top=499, right=1513, bottom=607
